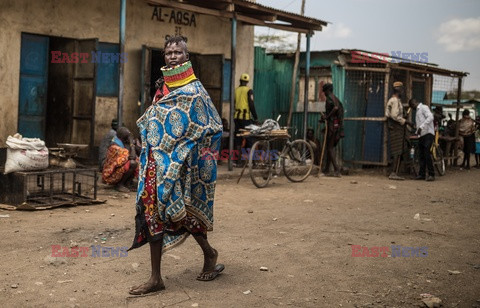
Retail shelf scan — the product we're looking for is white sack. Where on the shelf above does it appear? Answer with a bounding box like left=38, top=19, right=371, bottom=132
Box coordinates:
left=4, top=133, right=49, bottom=174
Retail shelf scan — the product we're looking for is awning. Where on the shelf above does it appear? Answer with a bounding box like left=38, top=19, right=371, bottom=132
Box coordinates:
left=342, top=49, right=468, bottom=77
left=146, top=0, right=327, bottom=34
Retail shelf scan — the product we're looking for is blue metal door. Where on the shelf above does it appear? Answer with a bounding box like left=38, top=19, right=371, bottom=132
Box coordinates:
left=363, top=75, right=385, bottom=162
left=222, top=59, right=231, bottom=103
left=18, top=33, right=49, bottom=139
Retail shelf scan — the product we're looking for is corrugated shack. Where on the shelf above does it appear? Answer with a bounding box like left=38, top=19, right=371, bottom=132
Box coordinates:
left=254, top=48, right=469, bottom=167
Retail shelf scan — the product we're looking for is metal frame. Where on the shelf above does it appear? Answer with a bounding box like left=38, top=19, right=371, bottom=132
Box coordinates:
left=0, top=168, right=99, bottom=209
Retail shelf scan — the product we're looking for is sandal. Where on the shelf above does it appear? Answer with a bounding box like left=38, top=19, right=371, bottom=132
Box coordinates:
left=196, top=264, right=225, bottom=281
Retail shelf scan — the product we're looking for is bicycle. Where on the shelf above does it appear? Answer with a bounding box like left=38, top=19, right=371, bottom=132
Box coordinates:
left=431, top=130, right=446, bottom=176
left=248, top=128, right=314, bottom=188
left=407, top=131, right=445, bottom=177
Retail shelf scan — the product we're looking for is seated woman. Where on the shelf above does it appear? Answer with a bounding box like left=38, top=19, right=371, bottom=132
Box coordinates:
left=102, top=127, right=138, bottom=192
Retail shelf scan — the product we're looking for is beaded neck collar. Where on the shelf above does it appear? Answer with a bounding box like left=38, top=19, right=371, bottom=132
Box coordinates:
left=161, top=61, right=197, bottom=88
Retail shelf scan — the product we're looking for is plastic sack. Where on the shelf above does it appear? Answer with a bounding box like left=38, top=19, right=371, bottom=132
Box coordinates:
left=3, top=134, right=49, bottom=174
left=248, top=119, right=280, bottom=135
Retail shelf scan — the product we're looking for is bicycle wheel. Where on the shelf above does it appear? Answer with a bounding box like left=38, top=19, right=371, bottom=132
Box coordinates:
left=249, top=140, right=272, bottom=188
left=282, top=139, right=314, bottom=182
left=432, top=146, right=446, bottom=176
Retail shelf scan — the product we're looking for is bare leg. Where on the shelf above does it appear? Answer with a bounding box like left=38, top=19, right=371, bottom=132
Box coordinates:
left=129, top=239, right=165, bottom=295
left=328, top=147, right=339, bottom=173
left=323, top=135, right=336, bottom=174
left=389, top=155, right=404, bottom=180
left=326, top=135, right=340, bottom=175
left=394, top=155, right=401, bottom=174
left=329, top=147, right=339, bottom=173
left=193, top=234, right=217, bottom=272
left=193, top=234, right=220, bottom=280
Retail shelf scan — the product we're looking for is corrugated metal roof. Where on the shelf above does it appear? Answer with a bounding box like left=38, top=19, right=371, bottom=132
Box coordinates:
left=238, top=0, right=328, bottom=26
left=264, top=48, right=468, bottom=77
left=147, top=0, right=327, bottom=33
left=342, top=49, right=468, bottom=77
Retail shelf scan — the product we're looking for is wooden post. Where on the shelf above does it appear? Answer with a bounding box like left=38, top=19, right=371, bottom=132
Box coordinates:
left=228, top=15, right=237, bottom=171
left=303, top=33, right=311, bottom=141
left=406, top=70, right=412, bottom=101
left=453, top=77, right=462, bottom=166
left=382, top=64, right=390, bottom=165
left=287, top=0, right=305, bottom=127
left=425, top=74, right=433, bottom=106
left=118, top=0, right=126, bottom=127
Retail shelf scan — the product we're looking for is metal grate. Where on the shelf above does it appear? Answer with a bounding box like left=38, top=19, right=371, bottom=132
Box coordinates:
left=343, top=70, right=387, bottom=165
left=0, top=167, right=98, bottom=209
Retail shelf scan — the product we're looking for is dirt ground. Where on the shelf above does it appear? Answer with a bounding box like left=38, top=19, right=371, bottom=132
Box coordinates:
left=1, top=165, right=479, bottom=308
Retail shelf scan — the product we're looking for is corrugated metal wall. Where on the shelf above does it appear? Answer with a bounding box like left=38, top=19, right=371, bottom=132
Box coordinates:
left=254, top=48, right=332, bottom=138
left=254, top=49, right=451, bottom=168
left=253, top=47, right=294, bottom=122
left=253, top=48, right=349, bottom=167
left=342, top=70, right=387, bottom=165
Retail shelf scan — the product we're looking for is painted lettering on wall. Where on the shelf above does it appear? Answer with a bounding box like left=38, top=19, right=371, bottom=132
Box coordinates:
left=151, top=6, right=197, bottom=27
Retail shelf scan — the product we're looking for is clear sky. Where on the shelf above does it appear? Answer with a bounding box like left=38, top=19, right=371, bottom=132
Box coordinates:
left=255, top=0, right=480, bottom=91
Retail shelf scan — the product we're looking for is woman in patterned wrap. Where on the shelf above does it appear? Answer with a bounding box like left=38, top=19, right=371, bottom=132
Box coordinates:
left=129, top=36, right=224, bottom=295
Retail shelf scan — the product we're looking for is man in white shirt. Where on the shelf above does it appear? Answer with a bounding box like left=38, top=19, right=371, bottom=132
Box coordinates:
left=408, top=99, right=435, bottom=181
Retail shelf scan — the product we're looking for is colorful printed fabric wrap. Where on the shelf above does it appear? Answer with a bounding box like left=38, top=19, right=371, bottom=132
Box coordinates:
left=130, top=79, right=223, bottom=251
left=102, top=143, right=130, bottom=185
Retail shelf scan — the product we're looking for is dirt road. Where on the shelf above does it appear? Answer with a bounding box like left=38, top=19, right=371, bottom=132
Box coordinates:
left=1, top=167, right=479, bottom=307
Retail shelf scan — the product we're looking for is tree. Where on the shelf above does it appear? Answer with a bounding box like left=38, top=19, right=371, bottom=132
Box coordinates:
left=254, top=34, right=295, bottom=53
left=445, top=90, right=480, bottom=100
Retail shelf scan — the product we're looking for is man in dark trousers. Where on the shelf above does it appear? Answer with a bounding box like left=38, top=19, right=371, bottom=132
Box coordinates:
left=409, top=99, right=435, bottom=181
left=321, top=83, right=344, bottom=177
